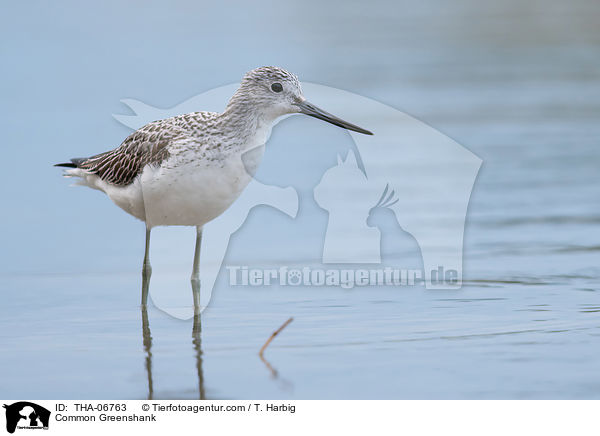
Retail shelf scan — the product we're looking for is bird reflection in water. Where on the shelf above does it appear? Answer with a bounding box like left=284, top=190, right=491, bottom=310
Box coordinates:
left=141, top=280, right=295, bottom=397
left=141, top=306, right=154, bottom=400
left=141, top=279, right=206, bottom=400
left=191, top=279, right=206, bottom=399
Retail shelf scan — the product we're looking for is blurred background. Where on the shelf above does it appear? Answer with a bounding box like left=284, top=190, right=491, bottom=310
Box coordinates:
left=0, top=0, right=599, bottom=399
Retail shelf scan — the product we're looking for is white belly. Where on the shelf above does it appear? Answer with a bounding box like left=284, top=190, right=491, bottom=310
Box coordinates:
left=139, top=145, right=264, bottom=228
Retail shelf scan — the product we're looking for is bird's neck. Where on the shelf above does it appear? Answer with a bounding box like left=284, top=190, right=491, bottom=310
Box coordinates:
left=220, top=91, right=278, bottom=151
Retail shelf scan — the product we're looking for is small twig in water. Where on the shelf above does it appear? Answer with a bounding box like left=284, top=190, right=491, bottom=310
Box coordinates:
left=259, top=317, right=293, bottom=357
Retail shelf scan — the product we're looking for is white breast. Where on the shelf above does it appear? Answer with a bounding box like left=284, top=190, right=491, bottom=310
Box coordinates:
left=140, top=143, right=266, bottom=228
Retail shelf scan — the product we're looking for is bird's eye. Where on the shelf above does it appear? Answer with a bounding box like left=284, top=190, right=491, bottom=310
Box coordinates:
left=271, top=82, right=283, bottom=93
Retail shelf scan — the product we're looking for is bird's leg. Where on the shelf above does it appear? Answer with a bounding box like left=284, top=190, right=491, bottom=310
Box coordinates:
left=191, top=226, right=204, bottom=398
left=191, top=226, right=203, bottom=283
left=141, top=226, right=152, bottom=307
left=191, top=226, right=203, bottom=312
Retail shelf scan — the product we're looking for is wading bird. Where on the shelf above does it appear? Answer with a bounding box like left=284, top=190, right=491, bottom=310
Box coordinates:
left=56, top=66, right=372, bottom=306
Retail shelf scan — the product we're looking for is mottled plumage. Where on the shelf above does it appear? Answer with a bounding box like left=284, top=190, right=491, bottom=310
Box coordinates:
left=59, top=112, right=219, bottom=186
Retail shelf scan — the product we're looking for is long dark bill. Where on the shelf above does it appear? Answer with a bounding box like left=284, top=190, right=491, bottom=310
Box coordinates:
left=294, top=100, right=373, bottom=135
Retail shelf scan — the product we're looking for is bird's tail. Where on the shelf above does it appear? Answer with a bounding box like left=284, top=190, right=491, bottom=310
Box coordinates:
left=54, top=157, right=93, bottom=183
left=54, top=157, right=88, bottom=168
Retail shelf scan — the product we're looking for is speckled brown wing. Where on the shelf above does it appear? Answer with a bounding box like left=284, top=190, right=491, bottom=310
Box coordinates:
left=77, top=119, right=187, bottom=186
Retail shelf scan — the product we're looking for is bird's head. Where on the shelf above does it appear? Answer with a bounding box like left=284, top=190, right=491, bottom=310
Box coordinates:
left=232, top=66, right=373, bottom=135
